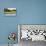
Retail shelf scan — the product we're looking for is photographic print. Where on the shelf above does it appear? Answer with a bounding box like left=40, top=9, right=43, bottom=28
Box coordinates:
left=4, top=8, right=16, bottom=16
left=18, top=24, right=46, bottom=46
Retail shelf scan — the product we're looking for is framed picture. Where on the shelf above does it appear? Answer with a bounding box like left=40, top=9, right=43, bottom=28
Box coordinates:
left=4, top=8, right=16, bottom=16
left=18, top=24, right=46, bottom=41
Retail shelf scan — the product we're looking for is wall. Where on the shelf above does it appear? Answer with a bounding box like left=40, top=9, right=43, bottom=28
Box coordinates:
left=0, top=0, right=46, bottom=44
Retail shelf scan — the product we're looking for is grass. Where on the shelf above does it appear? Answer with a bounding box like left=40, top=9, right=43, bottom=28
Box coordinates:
left=4, top=11, right=16, bottom=14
